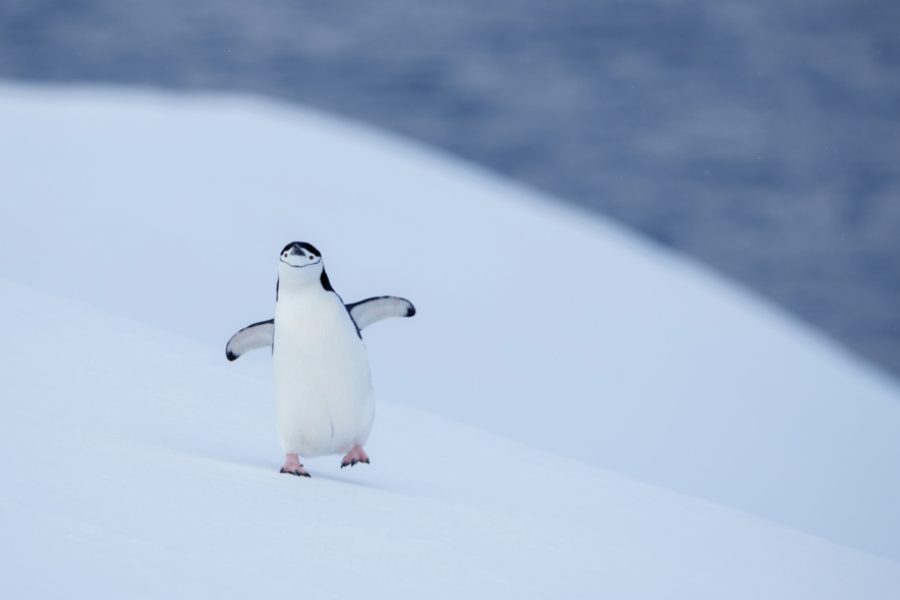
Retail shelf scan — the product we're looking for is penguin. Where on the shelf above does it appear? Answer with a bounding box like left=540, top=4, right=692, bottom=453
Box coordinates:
left=226, top=241, right=415, bottom=477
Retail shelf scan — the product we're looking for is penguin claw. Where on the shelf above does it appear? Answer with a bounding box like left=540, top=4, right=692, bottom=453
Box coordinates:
left=339, top=445, right=370, bottom=469
left=280, top=467, right=311, bottom=478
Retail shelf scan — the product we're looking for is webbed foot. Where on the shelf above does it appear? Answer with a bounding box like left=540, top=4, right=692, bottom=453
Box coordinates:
left=340, top=445, right=370, bottom=468
left=281, top=453, right=311, bottom=477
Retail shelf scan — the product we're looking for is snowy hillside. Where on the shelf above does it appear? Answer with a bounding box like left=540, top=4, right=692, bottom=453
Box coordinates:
left=0, top=82, right=899, bottom=592
left=2, top=278, right=899, bottom=598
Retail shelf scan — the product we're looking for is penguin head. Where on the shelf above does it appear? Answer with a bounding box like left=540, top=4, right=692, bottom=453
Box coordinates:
left=277, top=241, right=327, bottom=288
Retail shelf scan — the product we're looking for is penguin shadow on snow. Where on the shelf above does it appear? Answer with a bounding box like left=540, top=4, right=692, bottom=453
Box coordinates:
left=180, top=447, right=387, bottom=489
left=302, top=467, right=391, bottom=491
left=175, top=435, right=445, bottom=499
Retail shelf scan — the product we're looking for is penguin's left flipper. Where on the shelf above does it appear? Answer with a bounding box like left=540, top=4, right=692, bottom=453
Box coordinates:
left=346, top=296, right=416, bottom=331
left=225, top=319, right=274, bottom=361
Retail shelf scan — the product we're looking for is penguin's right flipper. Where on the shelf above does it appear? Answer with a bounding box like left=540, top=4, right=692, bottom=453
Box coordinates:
left=225, top=319, right=274, bottom=361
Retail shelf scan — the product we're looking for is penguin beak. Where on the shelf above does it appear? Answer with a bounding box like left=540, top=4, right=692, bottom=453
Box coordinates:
left=279, top=242, right=322, bottom=268
left=281, top=250, right=321, bottom=268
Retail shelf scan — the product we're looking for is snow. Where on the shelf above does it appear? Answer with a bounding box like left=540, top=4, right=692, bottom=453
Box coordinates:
left=1, top=82, right=900, bottom=596
left=2, top=278, right=899, bottom=598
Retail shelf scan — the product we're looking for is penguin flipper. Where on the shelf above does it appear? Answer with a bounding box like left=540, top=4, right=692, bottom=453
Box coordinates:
left=346, top=296, right=416, bottom=331
left=226, top=319, right=274, bottom=361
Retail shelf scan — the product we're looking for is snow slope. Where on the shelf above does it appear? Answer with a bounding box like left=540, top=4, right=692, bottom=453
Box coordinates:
left=2, top=278, right=899, bottom=598
left=0, top=82, right=899, bottom=567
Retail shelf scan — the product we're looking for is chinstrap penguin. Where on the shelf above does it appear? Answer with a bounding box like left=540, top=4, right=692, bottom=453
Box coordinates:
left=226, top=241, right=415, bottom=477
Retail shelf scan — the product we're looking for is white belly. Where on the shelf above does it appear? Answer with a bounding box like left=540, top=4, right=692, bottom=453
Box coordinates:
left=273, top=291, right=374, bottom=457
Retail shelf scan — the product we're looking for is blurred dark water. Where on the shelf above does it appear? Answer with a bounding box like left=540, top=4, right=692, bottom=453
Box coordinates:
left=2, top=0, right=899, bottom=376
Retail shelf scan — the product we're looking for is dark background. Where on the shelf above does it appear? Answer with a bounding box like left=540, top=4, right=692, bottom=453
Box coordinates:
left=2, top=0, right=898, bottom=375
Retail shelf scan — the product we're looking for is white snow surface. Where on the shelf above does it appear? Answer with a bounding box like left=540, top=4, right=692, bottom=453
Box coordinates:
left=2, top=279, right=898, bottom=598
left=1, top=83, right=900, bottom=596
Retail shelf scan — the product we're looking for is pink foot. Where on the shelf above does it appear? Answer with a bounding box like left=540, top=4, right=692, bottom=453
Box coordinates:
left=340, top=445, right=370, bottom=468
left=280, top=453, right=311, bottom=478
